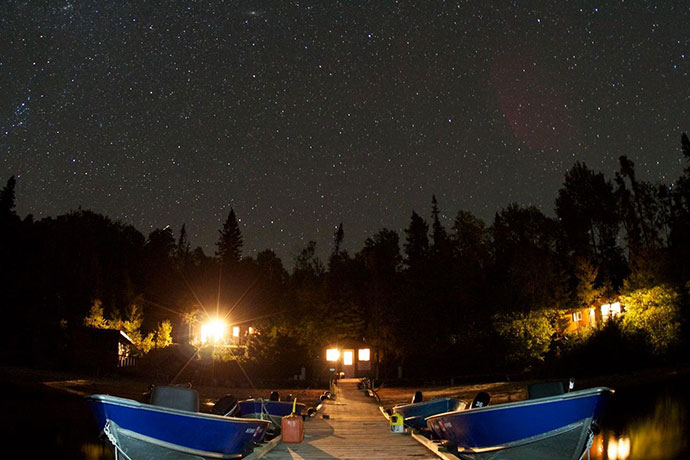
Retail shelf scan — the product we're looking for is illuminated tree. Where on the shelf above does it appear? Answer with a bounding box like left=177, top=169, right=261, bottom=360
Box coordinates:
left=155, top=320, right=173, bottom=348
left=494, top=310, right=554, bottom=368
left=83, top=299, right=108, bottom=329
left=621, top=284, right=681, bottom=354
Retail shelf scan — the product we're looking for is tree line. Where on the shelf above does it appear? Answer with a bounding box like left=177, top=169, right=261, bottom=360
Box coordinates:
left=1, top=133, right=690, bottom=379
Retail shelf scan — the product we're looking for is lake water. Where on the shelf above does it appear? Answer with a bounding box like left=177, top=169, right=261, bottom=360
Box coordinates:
left=2, top=374, right=688, bottom=459
left=589, top=375, right=690, bottom=460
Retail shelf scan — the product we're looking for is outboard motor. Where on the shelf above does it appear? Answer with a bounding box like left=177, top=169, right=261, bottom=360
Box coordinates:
left=211, top=394, right=239, bottom=416
left=471, top=391, right=490, bottom=409
left=411, top=391, right=423, bottom=404
left=269, top=391, right=280, bottom=401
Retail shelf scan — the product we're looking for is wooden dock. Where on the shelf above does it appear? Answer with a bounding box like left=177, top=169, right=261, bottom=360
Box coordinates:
left=249, top=378, right=445, bottom=459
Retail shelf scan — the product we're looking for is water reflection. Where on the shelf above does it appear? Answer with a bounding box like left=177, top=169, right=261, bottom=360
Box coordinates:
left=80, top=442, right=113, bottom=460
left=590, top=384, right=689, bottom=460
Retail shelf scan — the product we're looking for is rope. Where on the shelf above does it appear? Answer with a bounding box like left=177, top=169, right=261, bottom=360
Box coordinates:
left=103, top=421, right=134, bottom=460
left=578, top=429, right=595, bottom=460
left=259, top=398, right=280, bottom=429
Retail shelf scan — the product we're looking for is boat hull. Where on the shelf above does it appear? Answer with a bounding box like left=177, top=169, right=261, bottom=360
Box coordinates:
left=88, top=394, right=271, bottom=459
left=392, top=398, right=465, bottom=429
left=426, top=387, right=613, bottom=460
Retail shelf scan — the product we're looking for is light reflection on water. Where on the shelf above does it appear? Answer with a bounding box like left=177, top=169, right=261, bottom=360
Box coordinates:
left=80, top=442, right=113, bottom=460
left=590, top=384, right=689, bottom=460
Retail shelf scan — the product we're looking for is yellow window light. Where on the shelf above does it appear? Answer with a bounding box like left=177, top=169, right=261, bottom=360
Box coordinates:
left=326, top=348, right=340, bottom=361
left=343, top=350, right=353, bottom=366
left=358, top=348, right=370, bottom=361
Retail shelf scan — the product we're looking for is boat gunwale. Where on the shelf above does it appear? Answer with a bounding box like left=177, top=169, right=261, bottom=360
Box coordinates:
left=392, top=396, right=460, bottom=412
left=426, top=386, right=613, bottom=422
left=88, top=394, right=271, bottom=427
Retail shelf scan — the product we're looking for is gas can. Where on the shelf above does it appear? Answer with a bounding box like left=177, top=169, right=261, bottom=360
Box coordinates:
left=281, top=414, right=304, bottom=443
left=390, top=413, right=404, bottom=433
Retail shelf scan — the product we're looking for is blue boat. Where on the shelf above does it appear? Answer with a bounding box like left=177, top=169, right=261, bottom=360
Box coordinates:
left=88, top=386, right=271, bottom=459
left=237, top=398, right=307, bottom=430
left=426, top=387, right=613, bottom=460
left=392, top=397, right=465, bottom=429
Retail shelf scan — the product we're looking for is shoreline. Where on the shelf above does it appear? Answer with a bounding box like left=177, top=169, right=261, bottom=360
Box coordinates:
left=3, top=362, right=689, bottom=410
left=375, top=364, right=690, bottom=407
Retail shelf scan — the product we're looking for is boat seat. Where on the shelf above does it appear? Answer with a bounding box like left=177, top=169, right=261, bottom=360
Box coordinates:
left=528, top=381, right=565, bottom=399
left=151, top=385, right=200, bottom=412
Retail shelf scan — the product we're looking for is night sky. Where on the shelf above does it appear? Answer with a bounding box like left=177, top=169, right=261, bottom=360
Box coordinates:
left=2, top=1, right=689, bottom=264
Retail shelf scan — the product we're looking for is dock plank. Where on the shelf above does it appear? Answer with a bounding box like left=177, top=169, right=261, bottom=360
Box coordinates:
left=258, top=379, right=439, bottom=459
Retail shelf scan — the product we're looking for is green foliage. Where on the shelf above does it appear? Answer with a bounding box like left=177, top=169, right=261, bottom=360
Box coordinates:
left=621, top=285, right=681, bottom=354
left=83, top=301, right=172, bottom=356
left=156, top=320, right=173, bottom=349
left=494, top=310, right=554, bottom=368
left=83, top=300, right=108, bottom=329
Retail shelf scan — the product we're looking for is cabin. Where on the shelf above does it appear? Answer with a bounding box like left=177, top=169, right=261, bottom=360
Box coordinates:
left=70, top=327, right=136, bottom=372
left=192, top=321, right=255, bottom=347
left=323, top=339, right=376, bottom=379
left=561, top=301, right=623, bottom=335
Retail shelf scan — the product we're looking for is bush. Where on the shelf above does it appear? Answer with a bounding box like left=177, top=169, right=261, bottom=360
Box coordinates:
left=493, top=310, right=554, bottom=370
left=621, top=285, right=681, bottom=355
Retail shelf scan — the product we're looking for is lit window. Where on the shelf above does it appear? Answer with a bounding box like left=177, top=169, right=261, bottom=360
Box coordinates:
left=326, top=348, right=340, bottom=361
left=232, top=326, right=240, bottom=337
left=572, top=311, right=582, bottom=322
left=358, top=348, right=370, bottom=361
left=601, top=302, right=622, bottom=322
left=343, top=350, right=353, bottom=366
left=248, top=327, right=254, bottom=334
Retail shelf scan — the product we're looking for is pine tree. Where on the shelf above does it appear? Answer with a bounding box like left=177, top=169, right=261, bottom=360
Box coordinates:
left=0, top=176, right=17, bottom=218
left=430, top=195, right=449, bottom=256
left=176, top=223, right=192, bottom=269
left=333, top=223, right=344, bottom=255
left=216, top=208, right=243, bottom=267
left=404, top=210, right=429, bottom=271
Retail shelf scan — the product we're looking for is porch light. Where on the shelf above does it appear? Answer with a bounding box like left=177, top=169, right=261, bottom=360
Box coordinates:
left=201, top=319, right=227, bottom=344
left=326, top=348, right=340, bottom=361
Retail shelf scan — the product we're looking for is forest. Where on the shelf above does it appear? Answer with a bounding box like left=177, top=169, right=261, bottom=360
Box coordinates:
left=1, top=133, right=690, bottom=382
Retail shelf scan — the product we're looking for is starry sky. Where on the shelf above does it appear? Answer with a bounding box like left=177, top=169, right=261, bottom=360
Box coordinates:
left=2, top=1, right=689, bottom=264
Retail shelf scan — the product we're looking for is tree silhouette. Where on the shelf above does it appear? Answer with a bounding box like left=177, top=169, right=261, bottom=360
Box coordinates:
left=216, top=209, right=243, bottom=269
left=0, top=176, right=17, bottom=218
left=403, top=210, right=429, bottom=273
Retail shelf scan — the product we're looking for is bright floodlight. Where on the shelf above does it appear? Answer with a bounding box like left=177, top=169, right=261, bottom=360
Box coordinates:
left=201, top=319, right=227, bottom=344
left=326, top=348, right=340, bottom=361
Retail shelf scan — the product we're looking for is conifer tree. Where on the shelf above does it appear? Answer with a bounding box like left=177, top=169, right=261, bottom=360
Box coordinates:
left=333, top=222, right=344, bottom=255
left=404, top=210, right=429, bottom=271
left=216, top=208, right=243, bottom=267
left=0, top=176, right=17, bottom=218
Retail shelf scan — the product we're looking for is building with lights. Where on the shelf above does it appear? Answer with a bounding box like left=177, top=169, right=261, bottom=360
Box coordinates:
left=561, top=301, right=623, bottom=335
left=323, top=339, right=376, bottom=379
left=190, top=317, right=255, bottom=347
